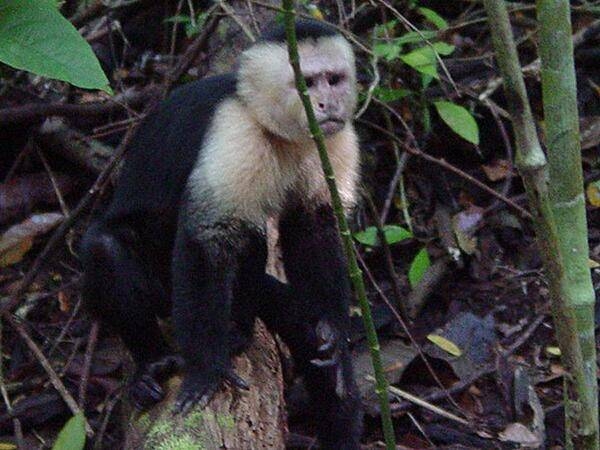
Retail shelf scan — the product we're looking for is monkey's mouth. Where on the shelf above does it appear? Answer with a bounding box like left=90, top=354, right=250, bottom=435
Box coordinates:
left=318, top=118, right=345, bottom=135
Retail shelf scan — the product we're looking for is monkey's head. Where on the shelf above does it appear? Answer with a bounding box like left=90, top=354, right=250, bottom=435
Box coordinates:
left=237, top=20, right=357, bottom=143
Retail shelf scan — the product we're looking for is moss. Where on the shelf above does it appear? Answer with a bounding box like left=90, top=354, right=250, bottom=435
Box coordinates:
left=216, top=414, right=235, bottom=430
left=154, top=433, right=200, bottom=450
left=183, top=410, right=207, bottom=428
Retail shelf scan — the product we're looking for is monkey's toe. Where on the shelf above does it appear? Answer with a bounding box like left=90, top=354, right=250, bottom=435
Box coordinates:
left=146, top=354, right=184, bottom=379
left=173, top=367, right=249, bottom=415
left=130, top=374, right=165, bottom=410
left=173, top=380, right=218, bottom=415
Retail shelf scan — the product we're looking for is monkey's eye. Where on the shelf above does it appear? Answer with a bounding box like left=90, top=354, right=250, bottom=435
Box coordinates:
left=328, top=74, right=344, bottom=86
left=305, top=77, right=315, bottom=88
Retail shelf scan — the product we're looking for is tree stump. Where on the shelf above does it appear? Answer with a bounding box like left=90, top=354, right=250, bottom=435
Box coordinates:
left=123, top=320, right=286, bottom=449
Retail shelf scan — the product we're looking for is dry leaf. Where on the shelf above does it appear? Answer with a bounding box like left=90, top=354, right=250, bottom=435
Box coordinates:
left=481, top=159, right=512, bottom=181
left=427, top=334, right=462, bottom=357
left=0, top=213, right=63, bottom=267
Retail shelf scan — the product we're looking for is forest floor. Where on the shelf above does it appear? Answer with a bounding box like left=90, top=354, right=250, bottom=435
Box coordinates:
left=0, top=1, right=599, bottom=448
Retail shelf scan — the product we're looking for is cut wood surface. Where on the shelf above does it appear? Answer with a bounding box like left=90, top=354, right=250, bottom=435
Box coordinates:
left=123, top=320, right=286, bottom=450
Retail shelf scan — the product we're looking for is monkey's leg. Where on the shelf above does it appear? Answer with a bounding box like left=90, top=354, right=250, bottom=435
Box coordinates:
left=80, top=223, right=178, bottom=408
left=277, top=204, right=363, bottom=450
left=171, top=223, right=255, bottom=414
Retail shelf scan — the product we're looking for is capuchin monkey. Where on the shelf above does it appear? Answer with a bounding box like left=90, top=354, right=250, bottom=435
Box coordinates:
left=81, top=20, right=362, bottom=449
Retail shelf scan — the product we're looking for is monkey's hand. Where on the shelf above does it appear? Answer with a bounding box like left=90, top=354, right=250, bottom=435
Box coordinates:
left=310, top=320, right=341, bottom=368
left=310, top=320, right=350, bottom=399
left=130, top=354, right=184, bottom=410
left=173, top=367, right=249, bottom=415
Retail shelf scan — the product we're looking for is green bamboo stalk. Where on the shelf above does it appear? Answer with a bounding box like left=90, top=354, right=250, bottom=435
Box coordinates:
left=483, top=0, right=598, bottom=448
left=537, top=1, right=599, bottom=448
left=280, top=3, right=396, bottom=449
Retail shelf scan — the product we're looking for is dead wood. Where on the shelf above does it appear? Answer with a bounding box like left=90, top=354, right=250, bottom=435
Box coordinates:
left=123, top=320, right=287, bottom=450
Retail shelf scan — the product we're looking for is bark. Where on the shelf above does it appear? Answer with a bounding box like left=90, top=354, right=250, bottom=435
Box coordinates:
left=123, top=320, right=286, bottom=450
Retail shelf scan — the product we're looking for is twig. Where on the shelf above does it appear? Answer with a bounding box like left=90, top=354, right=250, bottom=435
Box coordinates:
left=219, top=0, right=257, bottom=42
left=363, top=193, right=408, bottom=319
left=502, top=314, right=545, bottom=356
left=375, top=0, right=459, bottom=95
left=367, top=375, right=471, bottom=426
left=354, top=30, right=379, bottom=119
left=79, top=321, right=100, bottom=407
left=36, top=145, right=70, bottom=217
left=357, top=118, right=533, bottom=220
left=2, top=313, right=92, bottom=435
left=0, top=319, right=24, bottom=448
left=163, top=5, right=222, bottom=89
left=356, top=253, right=467, bottom=417
left=0, top=87, right=156, bottom=126
left=1, top=122, right=139, bottom=314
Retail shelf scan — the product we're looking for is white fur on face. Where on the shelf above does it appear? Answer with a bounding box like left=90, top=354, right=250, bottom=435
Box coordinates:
left=186, top=97, right=360, bottom=235
left=237, top=35, right=357, bottom=143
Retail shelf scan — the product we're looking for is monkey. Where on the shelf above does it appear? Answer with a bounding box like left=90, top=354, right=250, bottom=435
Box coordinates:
left=80, top=19, right=363, bottom=449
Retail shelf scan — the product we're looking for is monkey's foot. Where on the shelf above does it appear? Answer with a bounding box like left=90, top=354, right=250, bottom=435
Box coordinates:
left=173, top=367, right=249, bottom=415
left=130, top=355, right=184, bottom=410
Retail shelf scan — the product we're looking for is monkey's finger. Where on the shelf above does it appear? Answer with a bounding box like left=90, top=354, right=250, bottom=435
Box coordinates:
left=318, top=340, right=335, bottom=353
left=225, top=370, right=249, bottom=390
left=310, top=357, right=337, bottom=368
left=130, top=375, right=165, bottom=409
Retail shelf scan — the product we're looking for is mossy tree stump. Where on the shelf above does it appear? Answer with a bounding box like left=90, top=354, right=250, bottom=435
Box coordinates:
left=123, top=320, right=286, bottom=449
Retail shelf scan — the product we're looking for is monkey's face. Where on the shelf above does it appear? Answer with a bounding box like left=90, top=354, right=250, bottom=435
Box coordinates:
left=238, top=35, right=357, bottom=143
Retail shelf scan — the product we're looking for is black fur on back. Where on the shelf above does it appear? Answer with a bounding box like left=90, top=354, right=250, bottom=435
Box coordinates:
left=260, top=19, right=338, bottom=44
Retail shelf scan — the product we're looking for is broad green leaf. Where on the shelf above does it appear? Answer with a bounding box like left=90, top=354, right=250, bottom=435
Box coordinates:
left=52, top=413, right=86, bottom=450
left=433, top=101, right=480, bottom=145
left=383, top=225, right=413, bottom=244
left=400, top=48, right=438, bottom=78
left=408, top=247, right=430, bottom=288
left=373, top=87, right=412, bottom=102
left=0, top=0, right=111, bottom=93
left=427, top=334, right=462, bottom=356
left=417, top=7, right=448, bottom=30
left=373, top=42, right=402, bottom=61
left=354, top=225, right=413, bottom=247
left=399, top=43, right=454, bottom=78
left=395, top=30, right=438, bottom=45
left=545, top=346, right=561, bottom=357
left=430, top=41, right=455, bottom=56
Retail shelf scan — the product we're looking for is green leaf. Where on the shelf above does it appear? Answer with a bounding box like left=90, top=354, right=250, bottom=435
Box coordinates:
left=400, top=47, right=438, bottom=78
left=164, top=15, right=192, bottom=24
left=430, top=41, right=455, bottom=56
left=373, top=42, right=402, bottom=61
left=395, top=30, right=437, bottom=45
left=408, top=247, right=430, bottom=288
left=383, top=225, right=413, bottom=244
left=354, top=225, right=413, bottom=247
left=0, top=0, right=111, bottom=93
left=433, top=101, right=480, bottom=145
left=545, top=346, right=561, bottom=357
left=373, top=86, right=412, bottom=102
left=427, top=334, right=462, bottom=356
left=374, top=20, right=398, bottom=37
left=52, top=413, right=86, bottom=450
left=417, top=7, right=448, bottom=30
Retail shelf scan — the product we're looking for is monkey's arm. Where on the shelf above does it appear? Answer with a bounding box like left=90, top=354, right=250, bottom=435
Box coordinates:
left=279, top=203, right=352, bottom=329
left=277, top=203, right=362, bottom=448
left=171, top=222, right=246, bottom=413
